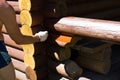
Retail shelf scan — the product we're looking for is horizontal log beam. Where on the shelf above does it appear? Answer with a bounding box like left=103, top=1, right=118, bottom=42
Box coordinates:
left=6, top=46, right=24, bottom=61
left=7, top=1, right=43, bottom=12
left=12, top=58, right=26, bottom=72
left=2, top=26, right=48, bottom=54
left=3, top=33, right=22, bottom=49
left=15, top=70, right=28, bottom=80
left=7, top=1, right=20, bottom=13
left=54, top=17, right=120, bottom=43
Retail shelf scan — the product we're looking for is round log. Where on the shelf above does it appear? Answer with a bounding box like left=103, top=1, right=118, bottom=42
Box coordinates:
left=20, top=10, right=32, bottom=26
left=18, top=0, right=31, bottom=11
left=25, top=66, right=37, bottom=80
left=6, top=46, right=24, bottom=61
left=20, top=25, right=35, bottom=69
left=76, top=56, right=111, bottom=74
left=47, top=44, right=71, bottom=61
left=54, top=17, right=120, bottom=43
left=48, top=59, right=83, bottom=79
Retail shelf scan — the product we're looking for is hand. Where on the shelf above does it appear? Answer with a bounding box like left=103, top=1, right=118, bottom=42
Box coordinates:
left=35, top=31, right=48, bottom=42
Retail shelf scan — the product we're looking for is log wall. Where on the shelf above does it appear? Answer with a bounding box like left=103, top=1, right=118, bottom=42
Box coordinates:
left=43, top=0, right=120, bottom=80
left=3, top=0, right=120, bottom=80
left=5, top=0, right=48, bottom=80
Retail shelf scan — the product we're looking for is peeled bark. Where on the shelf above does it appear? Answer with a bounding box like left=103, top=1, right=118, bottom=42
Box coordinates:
left=54, top=17, right=120, bottom=43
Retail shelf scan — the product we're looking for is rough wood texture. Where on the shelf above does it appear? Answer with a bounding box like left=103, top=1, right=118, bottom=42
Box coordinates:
left=47, top=43, right=71, bottom=61
left=76, top=56, right=111, bottom=74
left=12, top=58, right=26, bottom=72
left=20, top=11, right=32, bottom=26
left=15, top=70, right=28, bottom=80
left=71, top=39, right=112, bottom=61
left=54, top=17, right=120, bottom=43
left=4, top=0, right=120, bottom=80
left=18, top=0, right=31, bottom=11
left=48, top=59, right=83, bottom=79
left=20, top=24, right=35, bottom=69
left=73, top=40, right=112, bottom=53
left=18, top=1, right=36, bottom=79
left=6, top=46, right=24, bottom=61
left=25, top=66, right=37, bottom=80
left=3, top=33, right=22, bottom=49
left=7, top=1, right=43, bottom=12
left=17, top=13, right=43, bottom=27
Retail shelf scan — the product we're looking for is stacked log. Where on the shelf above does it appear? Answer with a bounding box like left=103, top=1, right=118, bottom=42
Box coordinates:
left=44, top=0, right=120, bottom=18
left=4, top=0, right=48, bottom=80
left=44, top=0, right=120, bottom=35
left=46, top=35, right=83, bottom=79
left=44, top=0, right=120, bottom=44
left=18, top=0, right=38, bottom=79
left=71, top=39, right=112, bottom=74
left=3, top=0, right=120, bottom=80
left=3, top=33, right=27, bottom=80
left=43, top=0, right=120, bottom=79
left=48, top=59, right=83, bottom=79
left=53, top=17, right=120, bottom=75
left=7, top=0, right=44, bottom=13
left=54, top=17, right=120, bottom=43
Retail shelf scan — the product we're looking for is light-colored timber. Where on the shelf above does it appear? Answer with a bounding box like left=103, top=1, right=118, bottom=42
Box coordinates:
left=18, top=0, right=31, bottom=11
left=6, top=46, right=24, bottom=61
left=20, top=24, right=35, bottom=69
left=12, top=58, right=26, bottom=72
left=20, top=10, right=32, bottom=26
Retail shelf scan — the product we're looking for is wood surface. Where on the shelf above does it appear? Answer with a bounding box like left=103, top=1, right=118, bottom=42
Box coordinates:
left=48, top=59, right=83, bottom=79
left=54, top=17, right=120, bottom=43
